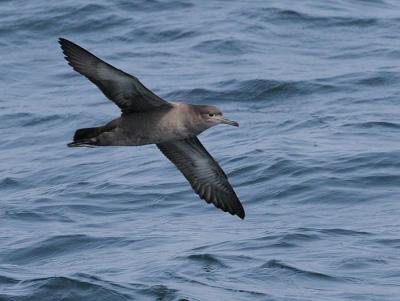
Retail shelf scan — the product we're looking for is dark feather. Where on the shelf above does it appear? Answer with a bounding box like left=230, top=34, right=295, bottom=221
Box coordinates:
left=59, top=38, right=172, bottom=113
left=157, top=137, right=245, bottom=219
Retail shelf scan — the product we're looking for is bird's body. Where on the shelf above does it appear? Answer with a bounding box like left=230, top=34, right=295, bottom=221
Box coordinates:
left=74, top=103, right=216, bottom=147
left=59, top=38, right=245, bottom=219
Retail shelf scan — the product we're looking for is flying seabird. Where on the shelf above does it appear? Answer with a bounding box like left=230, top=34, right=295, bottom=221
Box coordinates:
left=59, top=38, right=245, bottom=219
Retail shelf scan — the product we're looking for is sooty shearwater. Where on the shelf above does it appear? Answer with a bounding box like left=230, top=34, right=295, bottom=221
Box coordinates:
left=59, top=38, right=245, bottom=219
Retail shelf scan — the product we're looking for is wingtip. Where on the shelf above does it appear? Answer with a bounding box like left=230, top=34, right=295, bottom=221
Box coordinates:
left=237, top=209, right=245, bottom=220
left=58, top=38, right=71, bottom=55
left=58, top=37, right=67, bottom=46
left=58, top=38, right=77, bottom=51
left=227, top=204, right=245, bottom=219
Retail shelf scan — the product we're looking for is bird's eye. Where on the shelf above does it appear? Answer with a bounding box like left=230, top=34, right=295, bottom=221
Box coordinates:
left=209, top=113, right=215, bottom=117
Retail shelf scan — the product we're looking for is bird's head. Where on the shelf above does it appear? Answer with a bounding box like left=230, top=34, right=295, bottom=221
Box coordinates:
left=196, top=105, right=239, bottom=128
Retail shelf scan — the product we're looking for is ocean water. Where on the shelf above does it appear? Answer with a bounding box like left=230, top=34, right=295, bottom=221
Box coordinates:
left=1, top=0, right=400, bottom=300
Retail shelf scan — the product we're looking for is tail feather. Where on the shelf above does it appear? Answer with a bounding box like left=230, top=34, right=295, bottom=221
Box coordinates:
left=73, top=127, right=102, bottom=141
left=67, top=139, right=97, bottom=147
left=67, top=126, right=103, bottom=147
left=69, top=121, right=117, bottom=147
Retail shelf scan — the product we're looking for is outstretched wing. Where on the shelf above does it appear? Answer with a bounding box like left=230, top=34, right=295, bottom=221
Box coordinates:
left=59, top=38, right=171, bottom=113
left=157, top=137, right=245, bottom=219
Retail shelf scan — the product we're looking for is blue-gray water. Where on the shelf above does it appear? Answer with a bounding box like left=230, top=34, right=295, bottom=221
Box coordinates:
left=1, top=1, right=400, bottom=300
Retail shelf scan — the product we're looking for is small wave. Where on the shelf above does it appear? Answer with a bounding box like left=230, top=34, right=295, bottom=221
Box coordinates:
left=1, top=275, right=133, bottom=301
left=350, top=174, right=400, bottom=187
left=343, top=121, right=400, bottom=129
left=0, top=274, right=19, bottom=285
left=116, top=0, right=193, bottom=12
left=2, top=235, right=127, bottom=264
left=135, top=284, right=180, bottom=300
left=3, top=207, right=74, bottom=223
left=271, top=183, right=312, bottom=200
left=0, top=177, right=20, bottom=189
left=0, top=4, right=127, bottom=38
left=166, top=78, right=336, bottom=102
left=250, top=232, right=320, bottom=249
left=193, top=38, right=250, bottom=55
left=238, top=6, right=379, bottom=28
left=228, top=162, right=261, bottom=178
left=125, top=27, right=197, bottom=43
left=21, top=114, right=64, bottom=127
left=280, top=232, right=320, bottom=242
left=321, top=71, right=400, bottom=88
left=185, top=253, right=228, bottom=268
left=238, top=157, right=307, bottom=187
left=0, top=112, right=77, bottom=129
left=339, top=257, right=387, bottom=269
left=374, top=238, right=400, bottom=248
left=299, top=227, right=373, bottom=237
left=258, top=259, right=339, bottom=281
left=331, top=151, right=400, bottom=172
left=0, top=112, right=34, bottom=128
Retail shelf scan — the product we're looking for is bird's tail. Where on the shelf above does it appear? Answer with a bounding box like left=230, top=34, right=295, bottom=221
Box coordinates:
left=67, top=127, right=102, bottom=147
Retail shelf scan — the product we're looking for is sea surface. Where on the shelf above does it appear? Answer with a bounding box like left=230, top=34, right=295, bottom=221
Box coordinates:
left=1, top=0, right=400, bottom=300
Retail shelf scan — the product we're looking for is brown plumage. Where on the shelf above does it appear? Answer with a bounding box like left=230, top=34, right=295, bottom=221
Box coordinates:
left=59, top=38, right=245, bottom=219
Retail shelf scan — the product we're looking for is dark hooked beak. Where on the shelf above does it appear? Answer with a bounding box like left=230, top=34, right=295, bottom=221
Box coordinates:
left=219, top=117, right=239, bottom=127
